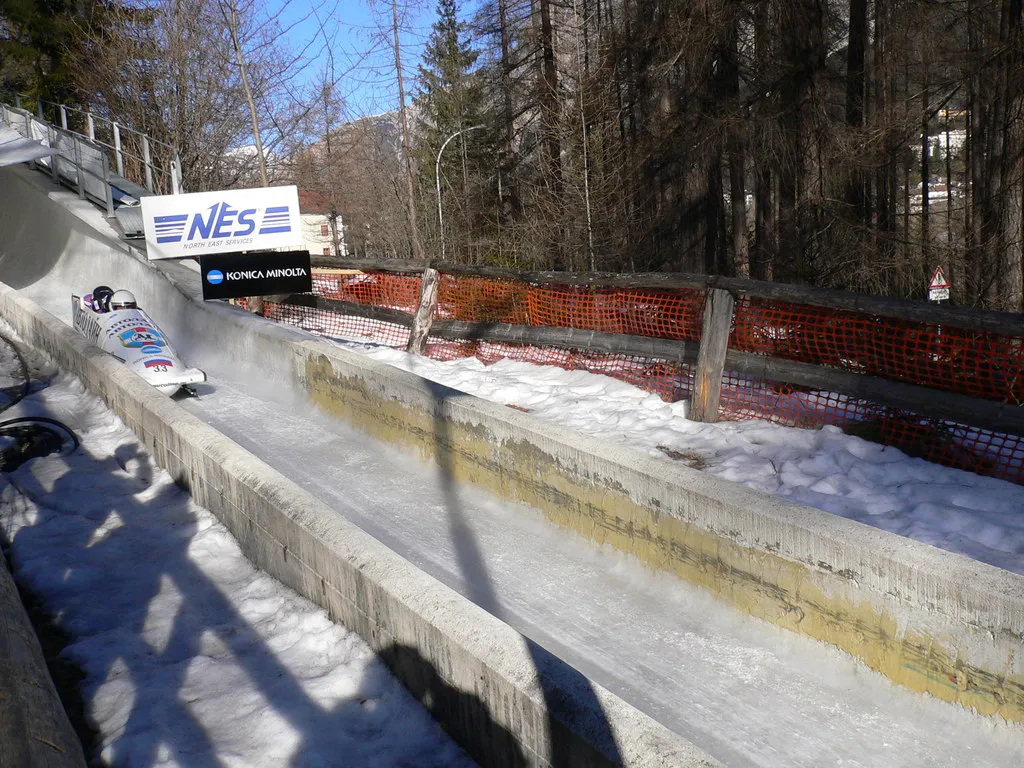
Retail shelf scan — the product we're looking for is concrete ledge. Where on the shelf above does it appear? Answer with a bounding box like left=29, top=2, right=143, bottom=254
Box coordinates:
left=0, top=547, right=86, bottom=767
left=294, top=343, right=1024, bottom=723
left=0, top=284, right=720, bottom=768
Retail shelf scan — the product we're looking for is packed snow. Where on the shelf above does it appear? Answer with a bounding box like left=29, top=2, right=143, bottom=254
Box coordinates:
left=0, top=339, right=474, bottom=768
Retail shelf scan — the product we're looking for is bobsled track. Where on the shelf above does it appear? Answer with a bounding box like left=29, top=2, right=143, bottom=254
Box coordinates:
left=2, top=162, right=1024, bottom=768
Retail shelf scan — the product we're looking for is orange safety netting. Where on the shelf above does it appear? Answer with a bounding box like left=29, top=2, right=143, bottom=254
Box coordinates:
left=732, top=297, right=1024, bottom=403
left=258, top=270, right=1024, bottom=485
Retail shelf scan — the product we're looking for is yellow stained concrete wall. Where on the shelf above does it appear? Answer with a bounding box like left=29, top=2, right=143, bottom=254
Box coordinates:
left=302, top=351, right=1024, bottom=723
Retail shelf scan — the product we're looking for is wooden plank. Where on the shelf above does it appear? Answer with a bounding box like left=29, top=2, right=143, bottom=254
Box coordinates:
left=308, top=258, right=1024, bottom=338
left=282, top=295, right=699, bottom=361
left=407, top=266, right=440, bottom=355
left=429, top=320, right=700, bottom=362
left=725, top=350, right=1024, bottom=437
left=281, top=295, right=412, bottom=327
left=310, top=256, right=427, bottom=274
left=708, top=275, right=1024, bottom=338
left=691, top=289, right=735, bottom=423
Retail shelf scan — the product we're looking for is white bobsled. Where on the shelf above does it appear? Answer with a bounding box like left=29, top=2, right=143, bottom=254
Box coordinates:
left=72, top=294, right=206, bottom=395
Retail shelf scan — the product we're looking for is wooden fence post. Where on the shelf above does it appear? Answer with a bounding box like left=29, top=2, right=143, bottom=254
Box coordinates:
left=691, top=288, right=735, bottom=422
left=406, top=264, right=441, bottom=355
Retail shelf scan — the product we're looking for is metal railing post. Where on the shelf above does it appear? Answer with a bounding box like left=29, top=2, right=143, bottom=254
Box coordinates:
left=14, top=93, right=21, bottom=110
left=112, top=122, right=124, bottom=177
left=48, top=126, right=59, bottom=183
left=73, top=135, right=85, bottom=198
left=59, top=105, right=67, bottom=130
left=102, top=154, right=115, bottom=218
left=86, top=112, right=95, bottom=141
left=36, top=99, right=43, bottom=119
left=142, top=135, right=154, bottom=191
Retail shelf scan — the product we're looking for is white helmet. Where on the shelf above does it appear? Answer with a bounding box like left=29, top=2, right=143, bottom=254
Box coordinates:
left=110, top=290, right=137, bottom=310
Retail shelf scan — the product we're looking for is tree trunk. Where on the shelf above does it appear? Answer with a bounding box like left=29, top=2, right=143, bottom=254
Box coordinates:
left=998, top=0, right=1024, bottom=309
left=921, top=50, right=930, bottom=277
left=845, top=0, right=868, bottom=226
left=538, top=0, right=561, bottom=191
left=497, top=0, right=518, bottom=223
left=392, top=0, right=425, bottom=261
left=723, top=13, right=748, bottom=277
left=220, top=0, right=266, bottom=315
left=752, top=0, right=774, bottom=280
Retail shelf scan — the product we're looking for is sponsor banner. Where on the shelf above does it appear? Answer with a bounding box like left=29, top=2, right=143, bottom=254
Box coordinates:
left=200, top=250, right=313, bottom=300
left=140, top=185, right=303, bottom=260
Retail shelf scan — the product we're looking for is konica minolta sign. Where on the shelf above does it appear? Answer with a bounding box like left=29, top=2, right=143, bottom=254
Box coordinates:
left=140, top=186, right=303, bottom=260
left=200, top=249, right=312, bottom=300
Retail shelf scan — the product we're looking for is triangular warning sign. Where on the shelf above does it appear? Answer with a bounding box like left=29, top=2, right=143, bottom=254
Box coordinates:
left=929, top=266, right=950, bottom=290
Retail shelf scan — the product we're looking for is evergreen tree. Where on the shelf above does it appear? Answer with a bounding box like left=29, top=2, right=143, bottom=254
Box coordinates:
left=414, top=0, right=489, bottom=262
left=0, top=0, right=89, bottom=102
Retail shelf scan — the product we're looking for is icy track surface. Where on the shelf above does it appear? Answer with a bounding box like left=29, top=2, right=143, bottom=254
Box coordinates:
left=11, top=281, right=1024, bottom=767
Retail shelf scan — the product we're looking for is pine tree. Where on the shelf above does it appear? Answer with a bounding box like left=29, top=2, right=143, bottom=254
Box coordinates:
left=414, top=0, right=489, bottom=262
left=0, top=0, right=89, bottom=103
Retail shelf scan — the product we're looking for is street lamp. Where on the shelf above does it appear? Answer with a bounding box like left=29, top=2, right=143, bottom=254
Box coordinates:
left=436, top=124, right=485, bottom=261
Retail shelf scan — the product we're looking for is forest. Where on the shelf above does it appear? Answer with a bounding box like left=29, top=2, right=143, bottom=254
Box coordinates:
left=2, top=0, right=1022, bottom=310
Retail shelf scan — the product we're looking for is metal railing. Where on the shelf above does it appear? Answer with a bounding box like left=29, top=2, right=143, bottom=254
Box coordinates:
left=0, top=91, right=182, bottom=201
left=2, top=101, right=116, bottom=216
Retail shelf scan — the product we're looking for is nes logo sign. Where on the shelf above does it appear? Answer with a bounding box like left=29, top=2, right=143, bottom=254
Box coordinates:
left=141, top=186, right=303, bottom=260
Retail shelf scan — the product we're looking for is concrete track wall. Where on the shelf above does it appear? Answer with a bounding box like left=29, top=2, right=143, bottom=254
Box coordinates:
left=0, top=550, right=86, bottom=767
left=1, top=163, right=1024, bottom=742
left=299, top=343, right=1024, bottom=721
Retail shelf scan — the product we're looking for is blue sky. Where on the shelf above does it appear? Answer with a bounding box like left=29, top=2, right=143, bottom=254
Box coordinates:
left=276, top=0, right=438, bottom=117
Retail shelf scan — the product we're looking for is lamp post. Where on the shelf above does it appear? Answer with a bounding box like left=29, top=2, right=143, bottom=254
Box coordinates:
left=436, top=124, right=485, bottom=261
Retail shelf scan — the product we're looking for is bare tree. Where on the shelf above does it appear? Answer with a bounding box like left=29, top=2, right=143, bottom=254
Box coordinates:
left=392, top=0, right=426, bottom=260
left=218, top=0, right=269, bottom=186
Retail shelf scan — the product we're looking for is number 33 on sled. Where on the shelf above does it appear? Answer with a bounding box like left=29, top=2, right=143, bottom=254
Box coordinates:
left=71, top=289, right=206, bottom=396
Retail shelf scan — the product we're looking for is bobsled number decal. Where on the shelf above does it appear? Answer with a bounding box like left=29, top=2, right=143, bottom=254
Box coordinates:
left=143, top=359, right=173, bottom=370
left=120, top=327, right=166, bottom=348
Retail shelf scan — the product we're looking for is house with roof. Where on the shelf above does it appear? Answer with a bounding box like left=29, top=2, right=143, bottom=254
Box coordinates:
left=298, top=189, right=347, bottom=258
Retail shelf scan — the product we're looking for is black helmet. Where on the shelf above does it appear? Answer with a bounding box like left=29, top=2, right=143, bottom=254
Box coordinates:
left=92, top=285, right=113, bottom=311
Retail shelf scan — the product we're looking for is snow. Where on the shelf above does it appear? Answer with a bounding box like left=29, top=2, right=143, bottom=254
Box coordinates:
left=0, top=343, right=474, bottom=768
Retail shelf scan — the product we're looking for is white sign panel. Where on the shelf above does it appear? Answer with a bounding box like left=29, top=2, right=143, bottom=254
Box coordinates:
left=929, top=287, right=950, bottom=302
left=140, top=185, right=303, bottom=259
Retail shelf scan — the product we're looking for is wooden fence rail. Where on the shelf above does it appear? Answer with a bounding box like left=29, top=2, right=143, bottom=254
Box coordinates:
left=312, top=257, right=1024, bottom=338
left=283, top=287, right=1024, bottom=438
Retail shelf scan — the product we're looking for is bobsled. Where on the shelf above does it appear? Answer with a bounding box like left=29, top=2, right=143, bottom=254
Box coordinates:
left=72, top=293, right=206, bottom=395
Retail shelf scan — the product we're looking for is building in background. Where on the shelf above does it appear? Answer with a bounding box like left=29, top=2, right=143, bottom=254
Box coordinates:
left=298, top=189, right=346, bottom=258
